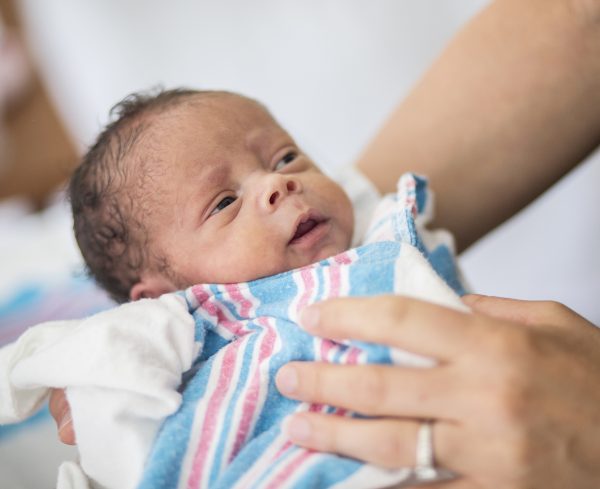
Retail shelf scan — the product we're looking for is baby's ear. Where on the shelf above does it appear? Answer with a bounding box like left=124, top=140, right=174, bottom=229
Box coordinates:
left=129, top=274, right=177, bottom=301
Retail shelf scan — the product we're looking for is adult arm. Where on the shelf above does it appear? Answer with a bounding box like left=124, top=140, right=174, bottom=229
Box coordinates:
left=356, top=0, right=600, bottom=251
left=276, top=295, right=600, bottom=488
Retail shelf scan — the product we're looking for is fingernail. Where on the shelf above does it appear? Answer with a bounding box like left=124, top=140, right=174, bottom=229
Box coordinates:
left=58, top=410, right=72, bottom=433
left=276, top=366, right=298, bottom=395
left=299, top=306, right=319, bottom=330
left=283, top=415, right=312, bottom=442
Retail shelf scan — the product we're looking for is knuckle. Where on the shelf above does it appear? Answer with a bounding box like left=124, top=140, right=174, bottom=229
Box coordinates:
left=486, top=329, right=517, bottom=362
left=379, top=295, right=409, bottom=321
left=488, top=369, right=537, bottom=430
left=306, top=415, right=335, bottom=452
left=494, top=378, right=531, bottom=426
left=480, top=333, right=539, bottom=423
left=536, top=300, right=570, bottom=325
left=326, top=421, right=344, bottom=453
left=542, top=300, right=564, bottom=312
left=489, top=326, right=539, bottom=364
left=309, top=365, right=329, bottom=402
left=354, top=368, right=389, bottom=414
left=371, top=425, right=409, bottom=468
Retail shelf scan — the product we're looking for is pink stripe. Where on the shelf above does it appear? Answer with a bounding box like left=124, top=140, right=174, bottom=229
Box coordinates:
left=191, top=285, right=210, bottom=303
left=193, top=286, right=227, bottom=321
left=187, top=339, right=242, bottom=489
left=309, top=403, right=324, bottom=413
left=192, top=287, right=223, bottom=321
left=297, top=268, right=315, bottom=311
left=346, top=347, right=360, bottom=365
left=229, top=317, right=277, bottom=460
left=273, top=440, right=294, bottom=461
left=219, top=320, right=246, bottom=336
left=333, top=407, right=348, bottom=418
left=307, top=391, right=328, bottom=415
left=334, top=252, right=352, bottom=265
left=225, top=283, right=253, bottom=319
left=193, top=285, right=243, bottom=336
left=320, top=339, right=335, bottom=362
left=265, top=450, right=314, bottom=489
left=404, top=177, right=417, bottom=216
left=329, top=262, right=341, bottom=298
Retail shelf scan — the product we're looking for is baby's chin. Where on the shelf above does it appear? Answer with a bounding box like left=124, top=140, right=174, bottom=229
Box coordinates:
left=294, top=243, right=351, bottom=270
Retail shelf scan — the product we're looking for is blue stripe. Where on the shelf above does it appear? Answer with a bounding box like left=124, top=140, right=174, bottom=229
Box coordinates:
left=138, top=347, right=217, bottom=488
left=292, top=454, right=362, bottom=488
left=208, top=329, right=259, bottom=486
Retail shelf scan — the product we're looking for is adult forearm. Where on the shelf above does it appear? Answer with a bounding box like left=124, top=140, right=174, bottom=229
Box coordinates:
left=356, top=0, right=600, bottom=252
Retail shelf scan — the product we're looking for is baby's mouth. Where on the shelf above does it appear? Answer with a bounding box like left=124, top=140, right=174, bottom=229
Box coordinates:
left=292, top=219, right=318, bottom=240
left=288, top=212, right=328, bottom=245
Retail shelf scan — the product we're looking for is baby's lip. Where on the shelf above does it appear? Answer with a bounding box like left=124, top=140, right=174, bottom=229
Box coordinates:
left=288, top=210, right=328, bottom=245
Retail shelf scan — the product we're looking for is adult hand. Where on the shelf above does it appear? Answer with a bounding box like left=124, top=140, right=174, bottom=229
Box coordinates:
left=275, top=294, right=600, bottom=488
left=49, top=388, right=75, bottom=445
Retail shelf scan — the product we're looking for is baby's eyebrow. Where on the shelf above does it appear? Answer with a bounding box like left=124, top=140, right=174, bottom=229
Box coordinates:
left=245, top=126, right=288, bottom=156
left=202, top=163, right=229, bottom=187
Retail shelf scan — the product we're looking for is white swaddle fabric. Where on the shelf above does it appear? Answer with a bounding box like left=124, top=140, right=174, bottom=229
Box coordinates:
left=0, top=294, right=196, bottom=489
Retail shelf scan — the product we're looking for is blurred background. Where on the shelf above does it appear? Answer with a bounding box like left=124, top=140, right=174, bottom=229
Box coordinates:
left=0, top=0, right=598, bottom=487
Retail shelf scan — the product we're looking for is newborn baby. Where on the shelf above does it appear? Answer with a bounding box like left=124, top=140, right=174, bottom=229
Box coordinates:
left=71, top=89, right=354, bottom=303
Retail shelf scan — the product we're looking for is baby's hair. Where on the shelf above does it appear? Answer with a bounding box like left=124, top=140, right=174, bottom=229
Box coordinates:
left=69, top=87, right=229, bottom=303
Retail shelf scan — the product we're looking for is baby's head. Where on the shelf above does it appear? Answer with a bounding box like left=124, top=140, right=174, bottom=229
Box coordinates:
left=70, top=89, right=354, bottom=303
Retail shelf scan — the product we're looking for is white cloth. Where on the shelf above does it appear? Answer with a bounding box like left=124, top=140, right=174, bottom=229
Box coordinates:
left=0, top=294, right=196, bottom=489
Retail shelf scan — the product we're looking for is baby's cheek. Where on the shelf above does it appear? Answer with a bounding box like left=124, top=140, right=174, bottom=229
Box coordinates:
left=236, top=246, right=286, bottom=282
left=338, top=194, right=355, bottom=244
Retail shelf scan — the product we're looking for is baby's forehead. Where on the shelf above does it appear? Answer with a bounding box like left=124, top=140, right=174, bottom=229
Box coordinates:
left=141, top=94, right=288, bottom=159
left=154, top=93, right=275, bottom=130
left=128, top=92, right=284, bottom=186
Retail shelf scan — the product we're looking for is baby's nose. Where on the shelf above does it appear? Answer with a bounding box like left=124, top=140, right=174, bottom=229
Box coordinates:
left=261, top=175, right=301, bottom=211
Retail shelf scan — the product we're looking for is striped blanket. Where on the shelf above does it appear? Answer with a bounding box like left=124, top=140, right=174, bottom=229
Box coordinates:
left=0, top=174, right=466, bottom=489
left=138, top=174, right=465, bottom=488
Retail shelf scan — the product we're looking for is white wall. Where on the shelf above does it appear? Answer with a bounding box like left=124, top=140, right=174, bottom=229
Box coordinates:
left=19, top=0, right=599, bottom=323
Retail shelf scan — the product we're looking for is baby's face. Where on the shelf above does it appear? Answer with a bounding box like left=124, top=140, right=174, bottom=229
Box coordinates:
left=138, top=94, right=353, bottom=292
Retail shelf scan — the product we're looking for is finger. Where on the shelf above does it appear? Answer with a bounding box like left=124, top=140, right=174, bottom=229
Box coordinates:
left=276, top=362, right=460, bottom=419
left=48, top=388, right=75, bottom=445
left=300, top=296, right=483, bottom=360
left=282, top=412, right=459, bottom=471
left=462, top=294, right=585, bottom=328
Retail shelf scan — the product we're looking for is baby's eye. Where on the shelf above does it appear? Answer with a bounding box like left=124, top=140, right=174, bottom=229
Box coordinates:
left=274, top=152, right=297, bottom=171
left=210, top=196, right=237, bottom=216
